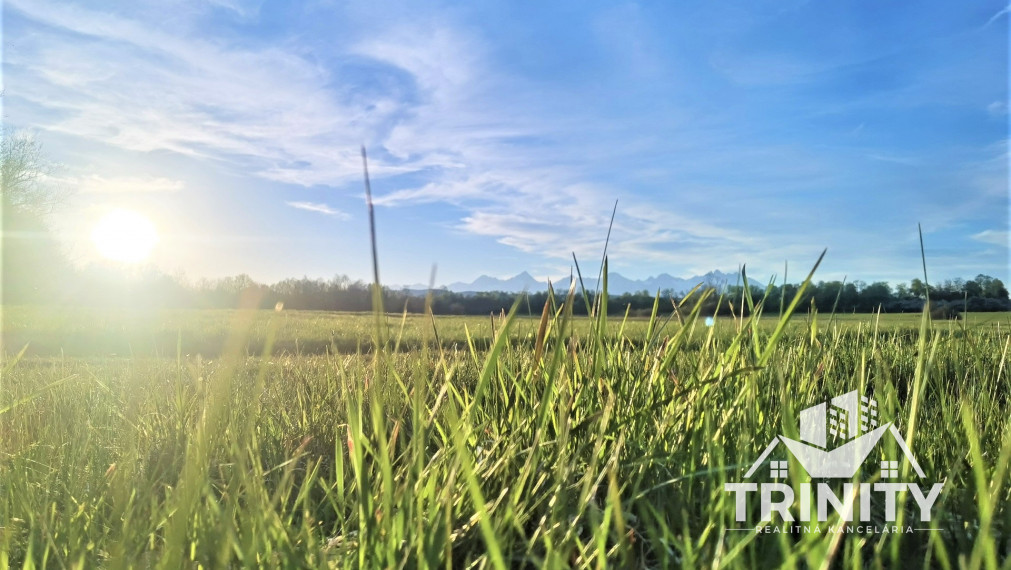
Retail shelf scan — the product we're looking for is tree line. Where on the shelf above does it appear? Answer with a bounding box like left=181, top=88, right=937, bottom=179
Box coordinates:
left=2, top=129, right=1008, bottom=316
left=13, top=269, right=1007, bottom=317
left=684, top=276, right=1009, bottom=318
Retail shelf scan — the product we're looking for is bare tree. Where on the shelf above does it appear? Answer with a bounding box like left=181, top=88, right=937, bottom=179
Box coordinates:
left=1, top=128, right=70, bottom=303
left=1, top=128, right=65, bottom=216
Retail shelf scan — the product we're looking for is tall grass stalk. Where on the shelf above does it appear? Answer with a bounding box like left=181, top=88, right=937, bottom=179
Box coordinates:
left=1, top=253, right=1009, bottom=567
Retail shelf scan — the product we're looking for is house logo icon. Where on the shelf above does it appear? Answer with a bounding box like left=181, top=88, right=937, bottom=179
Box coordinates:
left=744, top=390, right=925, bottom=480
left=724, top=390, right=945, bottom=530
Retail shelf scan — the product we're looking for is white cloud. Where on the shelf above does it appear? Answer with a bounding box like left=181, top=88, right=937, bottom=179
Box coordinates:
left=12, top=0, right=1001, bottom=283
left=346, top=22, right=789, bottom=274
left=206, top=0, right=264, bottom=19
left=5, top=0, right=388, bottom=187
left=54, top=174, right=185, bottom=194
left=1, top=0, right=804, bottom=275
left=868, top=154, right=920, bottom=166
left=971, top=229, right=1009, bottom=248
left=285, top=201, right=350, bottom=219
left=965, top=140, right=1009, bottom=200
left=353, top=25, right=482, bottom=108
left=984, top=4, right=1011, bottom=28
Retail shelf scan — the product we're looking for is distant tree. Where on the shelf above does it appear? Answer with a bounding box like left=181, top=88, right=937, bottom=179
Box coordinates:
left=967, top=275, right=1008, bottom=299
left=814, top=281, right=842, bottom=311
left=964, top=279, right=983, bottom=298
left=910, top=278, right=927, bottom=299
left=1, top=129, right=71, bottom=303
left=974, top=275, right=995, bottom=296
left=987, top=278, right=1009, bottom=300
left=895, top=283, right=910, bottom=299
left=780, top=283, right=800, bottom=306
left=839, top=282, right=859, bottom=312
left=859, top=282, right=892, bottom=311
left=1, top=129, right=66, bottom=216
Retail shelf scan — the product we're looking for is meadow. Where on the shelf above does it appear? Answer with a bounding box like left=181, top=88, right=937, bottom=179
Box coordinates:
left=3, top=304, right=1008, bottom=359
left=2, top=287, right=1010, bottom=568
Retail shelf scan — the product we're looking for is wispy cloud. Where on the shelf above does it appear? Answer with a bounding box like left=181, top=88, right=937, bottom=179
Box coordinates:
left=207, top=0, right=264, bottom=19
left=49, top=174, right=185, bottom=194
left=285, top=201, right=350, bottom=219
left=348, top=22, right=785, bottom=271
left=6, top=0, right=1007, bottom=282
left=971, top=230, right=1009, bottom=248
left=984, top=4, right=1011, bottom=28
left=867, top=154, right=920, bottom=166
left=4, top=0, right=390, bottom=187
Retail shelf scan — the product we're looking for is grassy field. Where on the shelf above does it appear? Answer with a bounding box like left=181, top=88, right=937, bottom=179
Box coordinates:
left=2, top=293, right=1010, bottom=568
left=3, top=304, right=1009, bottom=358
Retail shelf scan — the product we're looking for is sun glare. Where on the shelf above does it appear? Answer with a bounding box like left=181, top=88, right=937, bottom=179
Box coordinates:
left=91, top=209, right=159, bottom=263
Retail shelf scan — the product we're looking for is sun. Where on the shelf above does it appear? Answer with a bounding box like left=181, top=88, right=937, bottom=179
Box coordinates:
left=91, top=209, right=159, bottom=263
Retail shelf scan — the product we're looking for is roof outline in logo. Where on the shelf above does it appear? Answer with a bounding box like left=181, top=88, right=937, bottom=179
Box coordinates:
left=743, top=390, right=925, bottom=479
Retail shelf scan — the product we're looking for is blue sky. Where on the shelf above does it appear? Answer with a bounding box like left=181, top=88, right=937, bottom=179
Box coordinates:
left=3, top=0, right=1008, bottom=287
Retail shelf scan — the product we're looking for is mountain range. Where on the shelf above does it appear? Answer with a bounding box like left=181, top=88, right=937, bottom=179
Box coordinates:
left=399, top=270, right=736, bottom=296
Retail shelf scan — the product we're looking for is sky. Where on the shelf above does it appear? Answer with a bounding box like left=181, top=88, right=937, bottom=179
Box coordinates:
left=2, top=0, right=1008, bottom=287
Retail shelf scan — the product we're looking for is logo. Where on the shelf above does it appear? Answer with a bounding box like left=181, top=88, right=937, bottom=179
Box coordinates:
left=725, top=390, right=944, bottom=534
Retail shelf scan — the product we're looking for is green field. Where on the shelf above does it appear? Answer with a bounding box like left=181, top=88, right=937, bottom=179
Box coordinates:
left=3, top=305, right=1009, bottom=358
left=2, top=298, right=1010, bottom=568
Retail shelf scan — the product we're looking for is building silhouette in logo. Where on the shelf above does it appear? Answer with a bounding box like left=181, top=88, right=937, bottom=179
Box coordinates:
left=743, top=390, right=924, bottom=479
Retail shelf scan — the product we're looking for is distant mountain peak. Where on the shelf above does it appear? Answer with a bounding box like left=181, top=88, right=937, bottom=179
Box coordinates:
left=429, top=269, right=735, bottom=295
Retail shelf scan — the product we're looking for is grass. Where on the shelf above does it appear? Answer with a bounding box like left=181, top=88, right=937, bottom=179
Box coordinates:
left=3, top=304, right=1008, bottom=358
left=1, top=287, right=1010, bottom=568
